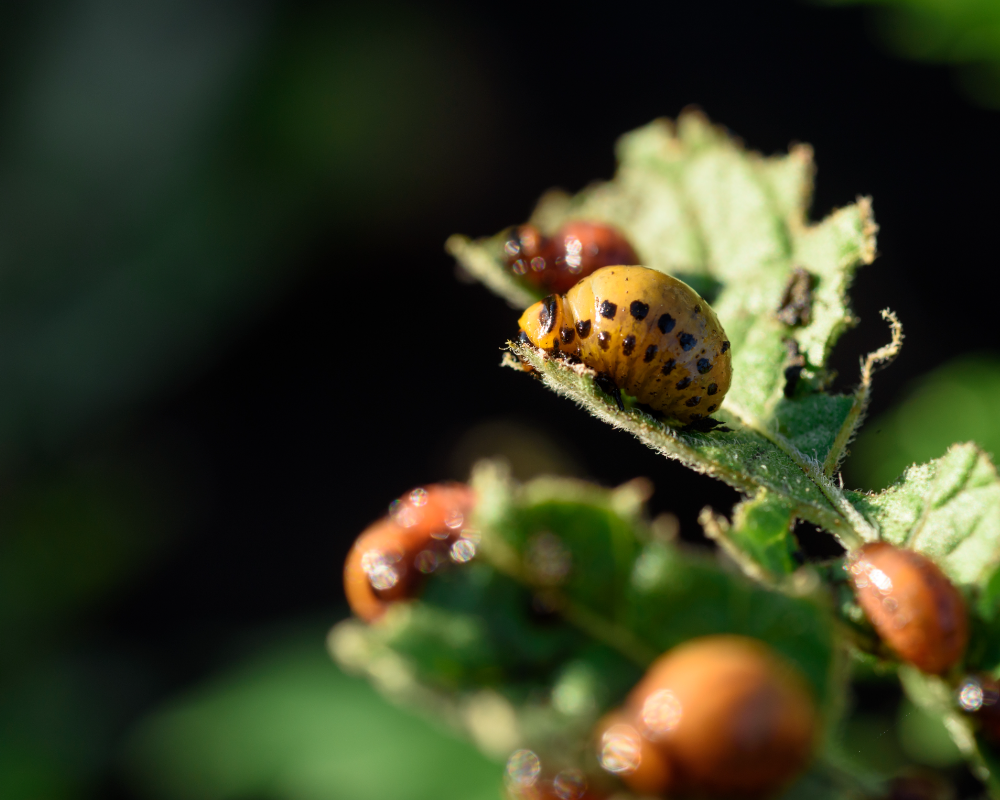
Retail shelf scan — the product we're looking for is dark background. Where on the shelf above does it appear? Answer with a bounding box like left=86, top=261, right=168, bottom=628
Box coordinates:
left=1, top=1, right=996, bottom=797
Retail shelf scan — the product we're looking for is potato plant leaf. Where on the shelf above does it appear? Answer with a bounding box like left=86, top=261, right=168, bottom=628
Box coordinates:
left=332, top=463, right=843, bottom=787
left=451, top=111, right=881, bottom=553
left=848, top=443, right=1000, bottom=588
left=702, top=489, right=799, bottom=580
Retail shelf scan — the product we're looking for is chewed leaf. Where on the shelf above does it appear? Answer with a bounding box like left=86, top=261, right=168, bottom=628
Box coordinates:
left=848, top=443, right=1000, bottom=587
left=470, top=462, right=839, bottom=711
left=333, top=463, right=841, bottom=771
left=451, top=111, right=876, bottom=434
left=452, top=111, right=882, bottom=560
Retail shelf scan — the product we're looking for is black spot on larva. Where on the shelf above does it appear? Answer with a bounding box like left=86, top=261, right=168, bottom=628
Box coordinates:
left=576, top=319, right=592, bottom=338
left=598, top=331, right=612, bottom=351
left=630, top=300, right=649, bottom=320
left=676, top=376, right=692, bottom=390
left=707, top=383, right=718, bottom=396
left=686, top=396, right=702, bottom=407
left=657, top=313, right=676, bottom=334
left=594, top=372, right=624, bottom=411
left=697, top=358, right=713, bottom=374
left=539, top=295, right=558, bottom=334
left=721, top=340, right=731, bottom=354
left=599, top=300, right=617, bottom=319
left=694, top=305, right=701, bottom=313
left=622, top=335, right=636, bottom=356
left=644, top=344, right=658, bottom=362
left=661, top=358, right=676, bottom=375
left=689, top=413, right=704, bottom=422
left=679, top=332, right=697, bottom=351
left=707, top=404, right=717, bottom=413
left=560, top=327, right=575, bottom=344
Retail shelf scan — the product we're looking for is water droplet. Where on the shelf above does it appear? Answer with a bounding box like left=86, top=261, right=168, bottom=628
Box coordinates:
left=959, top=678, right=984, bottom=711
left=414, top=550, right=439, bottom=574
left=361, top=548, right=402, bottom=590
left=505, top=749, right=541, bottom=789
left=388, top=499, right=418, bottom=528
left=553, top=768, right=588, bottom=799
left=409, top=488, right=428, bottom=507
left=444, top=508, right=465, bottom=530
left=528, top=532, right=572, bottom=585
left=641, top=689, right=683, bottom=739
left=600, top=724, right=642, bottom=774
left=450, top=537, right=477, bottom=563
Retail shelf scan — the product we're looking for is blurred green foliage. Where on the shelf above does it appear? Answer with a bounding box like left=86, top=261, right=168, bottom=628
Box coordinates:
left=0, top=2, right=494, bottom=798
left=820, top=0, right=1000, bottom=107
left=123, top=628, right=500, bottom=800
left=846, top=354, right=1000, bottom=490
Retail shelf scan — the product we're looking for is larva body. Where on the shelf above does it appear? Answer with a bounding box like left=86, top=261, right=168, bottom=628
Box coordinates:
left=518, top=266, right=731, bottom=423
left=847, top=542, right=967, bottom=674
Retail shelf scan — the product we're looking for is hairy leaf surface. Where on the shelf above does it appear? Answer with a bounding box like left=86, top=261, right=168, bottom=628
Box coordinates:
left=453, top=111, right=878, bottom=548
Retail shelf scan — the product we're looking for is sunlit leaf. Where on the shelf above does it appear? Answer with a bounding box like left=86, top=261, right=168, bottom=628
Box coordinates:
left=848, top=443, right=1000, bottom=588
left=452, top=111, right=879, bottom=550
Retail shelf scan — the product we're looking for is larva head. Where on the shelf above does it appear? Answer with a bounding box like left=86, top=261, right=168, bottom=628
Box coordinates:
left=518, top=294, right=567, bottom=352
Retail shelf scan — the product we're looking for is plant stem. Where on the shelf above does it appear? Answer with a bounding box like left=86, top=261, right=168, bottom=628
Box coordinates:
left=725, top=400, right=871, bottom=550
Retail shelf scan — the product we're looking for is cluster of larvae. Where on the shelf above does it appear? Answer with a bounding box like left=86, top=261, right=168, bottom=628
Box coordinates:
left=343, top=483, right=984, bottom=799
left=341, top=214, right=984, bottom=799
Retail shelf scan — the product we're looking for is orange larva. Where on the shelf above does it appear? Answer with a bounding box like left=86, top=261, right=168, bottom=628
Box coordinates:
left=503, top=222, right=639, bottom=295
left=847, top=542, right=968, bottom=674
left=596, top=636, right=817, bottom=798
left=343, top=483, right=475, bottom=622
left=517, top=265, right=732, bottom=424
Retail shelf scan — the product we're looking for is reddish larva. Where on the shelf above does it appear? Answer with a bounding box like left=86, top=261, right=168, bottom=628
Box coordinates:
left=847, top=542, right=968, bottom=674
left=595, top=636, right=817, bottom=798
left=343, top=483, right=475, bottom=622
left=503, top=221, right=639, bottom=295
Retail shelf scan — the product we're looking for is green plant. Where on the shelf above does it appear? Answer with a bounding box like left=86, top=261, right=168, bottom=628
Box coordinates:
left=331, top=111, right=1000, bottom=798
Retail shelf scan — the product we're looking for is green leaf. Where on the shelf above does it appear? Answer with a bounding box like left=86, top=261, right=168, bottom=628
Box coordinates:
left=846, top=443, right=1000, bottom=677
left=509, top=341, right=867, bottom=548
left=332, top=463, right=843, bottom=772
left=452, top=111, right=881, bottom=550
left=819, top=0, right=1000, bottom=110
left=897, top=666, right=1000, bottom=798
left=847, top=443, right=1000, bottom=588
left=702, top=490, right=799, bottom=579
left=124, top=628, right=501, bottom=800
